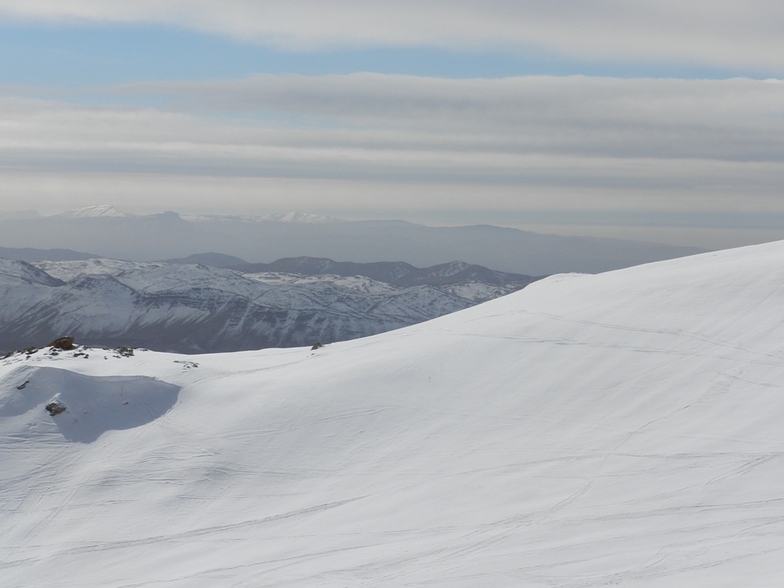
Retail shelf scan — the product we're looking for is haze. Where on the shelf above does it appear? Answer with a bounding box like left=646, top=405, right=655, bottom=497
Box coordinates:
left=1, top=2, right=783, bottom=248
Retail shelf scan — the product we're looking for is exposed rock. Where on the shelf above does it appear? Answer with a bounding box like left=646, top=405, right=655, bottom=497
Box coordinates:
left=49, top=337, right=75, bottom=351
left=3, top=347, right=41, bottom=359
left=45, top=401, right=67, bottom=416
left=173, top=360, right=199, bottom=369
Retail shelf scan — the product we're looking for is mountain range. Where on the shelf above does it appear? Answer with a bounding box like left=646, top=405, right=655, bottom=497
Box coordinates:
left=0, top=256, right=536, bottom=354
left=2, top=240, right=783, bottom=586
left=0, top=206, right=703, bottom=275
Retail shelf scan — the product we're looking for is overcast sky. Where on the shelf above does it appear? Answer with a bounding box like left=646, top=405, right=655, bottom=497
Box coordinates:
left=1, top=1, right=783, bottom=248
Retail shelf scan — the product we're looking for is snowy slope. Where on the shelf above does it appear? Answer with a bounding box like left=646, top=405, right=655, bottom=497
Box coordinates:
left=3, top=242, right=784, bottom=586
left=0, top=258, right=529, bottom=353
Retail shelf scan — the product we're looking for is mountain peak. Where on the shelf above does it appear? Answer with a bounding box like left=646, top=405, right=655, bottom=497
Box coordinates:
left=57, top=205, right=128, bottom=219
left=260, top=212, right=341, bottom=223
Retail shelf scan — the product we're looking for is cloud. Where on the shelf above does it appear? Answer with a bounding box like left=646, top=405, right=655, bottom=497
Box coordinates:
left=0, top=75, right=781, bottom=204
left=116, top=74, right=784, bottom=163
left=3, top=73, right=784, bottom=248
left=1, top=1, right=783, bottom=72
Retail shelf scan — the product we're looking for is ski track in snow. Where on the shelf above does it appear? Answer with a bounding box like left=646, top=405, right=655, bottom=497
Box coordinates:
left=3, top=242, right=784, bottom=585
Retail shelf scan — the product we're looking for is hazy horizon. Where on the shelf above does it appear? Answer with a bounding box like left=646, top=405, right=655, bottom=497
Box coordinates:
left=1, top=2, right=783, bottom=249
left=0, top=203, right=734, bottom=251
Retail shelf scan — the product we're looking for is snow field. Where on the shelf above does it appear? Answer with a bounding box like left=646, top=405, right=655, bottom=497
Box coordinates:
left=3, top=241, right=784, bottom=586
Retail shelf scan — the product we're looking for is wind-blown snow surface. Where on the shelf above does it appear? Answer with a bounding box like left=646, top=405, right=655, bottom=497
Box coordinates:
left=2, top=242, right=784, bottom=586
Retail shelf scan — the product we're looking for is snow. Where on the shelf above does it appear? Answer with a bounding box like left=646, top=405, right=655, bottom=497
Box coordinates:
left=3, top=241, right=784, bottom=586
left=56, top=205, right=128, bottom=219
left=260, top=211, right=340, bottom=223
left=0, top=366, right=179, bottom=443
left=0, top=258, right=63, bottom=287
left=182, top=211, right=341, bottom=224
left=2, top=259, right=522, bottom=353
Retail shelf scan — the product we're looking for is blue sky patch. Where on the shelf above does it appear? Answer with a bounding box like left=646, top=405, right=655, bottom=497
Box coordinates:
left=0, top=23, right=763, bottom=88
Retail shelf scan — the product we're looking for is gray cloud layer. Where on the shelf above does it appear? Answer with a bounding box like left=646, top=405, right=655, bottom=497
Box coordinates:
left=125, top=74, right=784, bottom=163
left=3, top=75, right=783, bottom=184
left=3, top=74, right=784, bottom=246
left=1, top=1, right=783, bottom=71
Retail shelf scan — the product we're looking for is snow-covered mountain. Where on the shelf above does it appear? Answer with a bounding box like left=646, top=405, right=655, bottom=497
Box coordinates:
left=234, top=257, right=530, bottom=286
left=161, top=252, right=249, bottom=268
left=56, top=204, right=129, bottom=218
left=183, top=211, right=340, bottom=224
left=256, top=211, right=340, bottom=223
left=0, top=257, right=535, bottom=353
left=2, top=241, right=784, bottom=586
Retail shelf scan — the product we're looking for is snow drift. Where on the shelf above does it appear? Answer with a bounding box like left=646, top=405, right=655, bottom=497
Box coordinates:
left=0, top=366, right=180, bottom=443
left=2, top=241, right=784, bottom=586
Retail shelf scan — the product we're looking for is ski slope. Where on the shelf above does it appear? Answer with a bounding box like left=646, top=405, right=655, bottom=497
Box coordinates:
left=3, top=241, right=784, bottom=586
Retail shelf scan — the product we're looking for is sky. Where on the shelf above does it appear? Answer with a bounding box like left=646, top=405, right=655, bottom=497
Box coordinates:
left=1, top=1, right=784, bottom=248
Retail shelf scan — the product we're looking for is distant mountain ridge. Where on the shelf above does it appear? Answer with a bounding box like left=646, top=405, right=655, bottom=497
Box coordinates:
left=0, top=246, right=98, bottom=263
left=0, top=256, right=538, bottom=354
left=235, top=257, right=536, bottom=287
left=162, top=252, right=249, bottom=268
left=57, top=205, right=128, bottom=218
left=0, top=207, right=704, bottom=275
left=183, top=211, right=341, bottom=224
